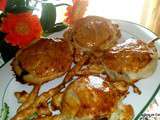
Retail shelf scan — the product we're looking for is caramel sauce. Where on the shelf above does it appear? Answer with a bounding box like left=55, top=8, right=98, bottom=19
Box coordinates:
left=103, top=39, right=153, bottom=72
left=18, top=38, right=72, bottom=78
left=62, top=76, right=123, bottom=119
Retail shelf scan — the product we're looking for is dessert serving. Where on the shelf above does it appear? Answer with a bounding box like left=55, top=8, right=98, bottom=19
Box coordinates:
left=12, top=38, right=73, bottom=85
left=9, top=16, right=159, bottom=120
left=81, top=39, right=158, bottom=83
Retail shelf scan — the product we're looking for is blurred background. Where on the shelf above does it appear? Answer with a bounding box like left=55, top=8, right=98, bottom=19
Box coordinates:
left=55, top=0, right=160, bottom=36
left=3, top=0, right=158, bottom=36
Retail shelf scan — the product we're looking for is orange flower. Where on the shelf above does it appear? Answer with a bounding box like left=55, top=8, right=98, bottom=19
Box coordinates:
left=65, top=0, right=88, bottom=24
left=0, top=0, right=6, bottom=11
left=2, top=12, right=42, bottom=48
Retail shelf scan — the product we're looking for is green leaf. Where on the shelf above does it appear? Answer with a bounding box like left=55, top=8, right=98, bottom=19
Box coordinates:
left=43, top=23, right=68, bottom=37
left=6, top=0, right=21, bottom=7
left=14, top=0, right=26, bottom=7
left=5, top=0, right=33, bottom=13
left=6, top=0, right=25, bottom=9
left=6, top=6, right=34, bottom=13
left=25, top=112, right=38, bottom=120
left=48, top=22, right=68, bottom=33
left=54, top=3, right=70, bottom=7
left=40, top=3, right=56, bottom=33
left=0, top=103, right=9, bottom=120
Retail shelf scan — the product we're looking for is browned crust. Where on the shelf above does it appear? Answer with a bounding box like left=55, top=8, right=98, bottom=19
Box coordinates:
left=64, top=16, right=121, bottom=52
left=103, top=39, right=153, bottom=73
left=109, top=104, right=134, bottom=120
left=11, top=38, right=73, bottom=85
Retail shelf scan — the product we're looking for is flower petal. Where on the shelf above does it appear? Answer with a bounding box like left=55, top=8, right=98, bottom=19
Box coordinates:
left=1, top=12, right=42, bottom=48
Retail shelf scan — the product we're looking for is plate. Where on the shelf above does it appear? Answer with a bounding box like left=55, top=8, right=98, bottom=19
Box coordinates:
left=0, top=20, right=160, bottom=120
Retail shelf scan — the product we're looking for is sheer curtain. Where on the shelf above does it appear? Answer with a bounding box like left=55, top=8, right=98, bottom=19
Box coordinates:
left=86, top=0, right=144, bottom=23
left=141, top=0, right=160, bottom=36
left=85, top=0, right=160, bottom=36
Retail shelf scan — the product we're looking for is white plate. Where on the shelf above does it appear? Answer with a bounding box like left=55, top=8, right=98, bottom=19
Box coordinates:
left=0, top=20, right=160, bottom=120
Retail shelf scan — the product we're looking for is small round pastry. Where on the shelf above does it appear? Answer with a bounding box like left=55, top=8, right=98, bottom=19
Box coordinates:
left=81, top=39, right=158, bottom=83
left=45, top=75, right=131, bottom=120
left=63, top=16, right=121, bottom=80
left=102, top=39, right=158, bottom=81
left=11, top=38, right=73, bottom=85
left=64, top=16, right=121, bottom=52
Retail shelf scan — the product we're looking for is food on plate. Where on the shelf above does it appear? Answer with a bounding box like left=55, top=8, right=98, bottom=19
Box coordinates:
left=15, top=91, right=29, bottom=103
left=109, top=104, right=134, bottom=120
left=11, top=76, right=133, bottom=120
left=102, top=39, right=158, bottom=82
left=64, top=16, right=121, bottom=64
left=11, top=84, right=63, bottom=120
left=17, top=85, right=40, bottom=112
left=38, top=76, right=133, bottom=120
left=10, top=16, right=160, bottom=120
left=64, top=16, right=121, bottom=52
left=63, top=16, right=121, bottom=83
left=11, top=38, right=73, bottom=85
left=78, top=39, right=158, bottom=84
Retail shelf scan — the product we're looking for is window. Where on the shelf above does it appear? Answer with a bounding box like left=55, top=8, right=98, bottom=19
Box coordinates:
left=86, top=0, right=145, bottom=23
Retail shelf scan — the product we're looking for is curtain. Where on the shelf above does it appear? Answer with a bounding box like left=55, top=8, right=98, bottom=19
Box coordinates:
left=141, top=0, right=160, bottom=36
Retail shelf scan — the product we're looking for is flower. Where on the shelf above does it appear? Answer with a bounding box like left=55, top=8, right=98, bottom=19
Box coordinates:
left=1, top=12, right=42, bottom=48
left=65, top=0, right=88, bottom=24
left=0, top=0, right=6, bottom=11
